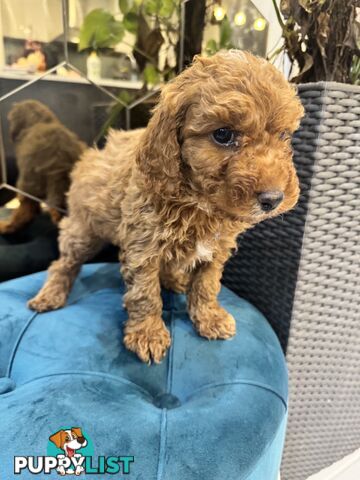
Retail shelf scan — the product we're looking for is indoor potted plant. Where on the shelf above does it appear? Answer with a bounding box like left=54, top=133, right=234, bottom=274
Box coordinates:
left=78, top=8, right=126, bottom=80
left=78, top=1, right=186, bottom=135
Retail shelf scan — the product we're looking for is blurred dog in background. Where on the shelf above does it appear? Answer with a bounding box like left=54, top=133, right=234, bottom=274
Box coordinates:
left=0, top=100, right=85, bottom=234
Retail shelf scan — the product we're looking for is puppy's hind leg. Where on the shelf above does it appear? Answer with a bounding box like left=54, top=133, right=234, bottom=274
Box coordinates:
left=0, top=195, right=40, bottom=234
left=45, top=172, right=70, bottom=225
left=28, top=217, right=104, bottom=312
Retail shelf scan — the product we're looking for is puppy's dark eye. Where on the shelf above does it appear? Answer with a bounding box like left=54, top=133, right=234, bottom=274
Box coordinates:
left=279, top=130, right=291, bottom=141
left=212, top=128, right=236, bottom=146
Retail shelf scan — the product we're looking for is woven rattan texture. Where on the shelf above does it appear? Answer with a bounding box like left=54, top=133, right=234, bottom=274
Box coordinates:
left=223, top=82, right=360, bottom=479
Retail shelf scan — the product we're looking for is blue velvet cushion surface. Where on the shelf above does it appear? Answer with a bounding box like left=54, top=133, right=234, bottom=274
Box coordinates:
left=0, top=263, right=288, bottom=479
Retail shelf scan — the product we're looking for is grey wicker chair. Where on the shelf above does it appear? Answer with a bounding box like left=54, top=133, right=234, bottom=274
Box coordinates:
left=223, top=82, right=360, bottom=480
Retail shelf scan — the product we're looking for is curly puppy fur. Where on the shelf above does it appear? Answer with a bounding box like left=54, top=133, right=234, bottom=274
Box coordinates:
left=0, top=100, right=85, bottom=234
left=29, top=51, right=304, bottom=363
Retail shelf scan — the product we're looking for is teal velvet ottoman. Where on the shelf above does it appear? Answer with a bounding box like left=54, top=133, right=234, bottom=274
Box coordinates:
left=0, top=263, right=287, bottom=479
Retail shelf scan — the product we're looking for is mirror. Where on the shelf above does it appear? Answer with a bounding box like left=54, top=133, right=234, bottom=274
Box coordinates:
left=0, top=0, right=186, bottom=282
left=203, top=0, right=269, bottom=57
left=0, top=0, right=164, bottom=228
left=0, top=73, right=126, bottom=231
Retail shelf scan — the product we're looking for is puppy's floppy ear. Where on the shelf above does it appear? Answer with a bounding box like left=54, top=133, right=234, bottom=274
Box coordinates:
left=71, top=427, right=83, bottom=438
left=7, top=107, right=24, bottom=143
left=136, top=81, right=188, bottom=197
left=49, top=430, right=66, bottom=449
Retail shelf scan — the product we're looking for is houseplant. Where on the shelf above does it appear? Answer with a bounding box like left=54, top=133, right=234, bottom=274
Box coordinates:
left=78, top=1, right=188, bottom=136
left=224, top=2, right=360, bottom=479
left=78, top=1, right=218, bottom=136
left=273, top=0, right=359, bottom=83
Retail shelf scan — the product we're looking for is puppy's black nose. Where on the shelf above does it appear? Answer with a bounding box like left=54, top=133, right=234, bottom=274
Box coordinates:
left=77, top=436, right=86, bottom=444
left=257, top=191, right=284, bottom=212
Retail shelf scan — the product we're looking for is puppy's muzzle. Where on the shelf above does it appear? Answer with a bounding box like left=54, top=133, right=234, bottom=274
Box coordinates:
left=257, top=191, right=284, bottom=212
left=77, top=436, right=86, bottom=445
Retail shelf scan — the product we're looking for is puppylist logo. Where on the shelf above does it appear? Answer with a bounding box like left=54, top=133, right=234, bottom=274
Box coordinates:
left=14, top=427, right=134, bottom=476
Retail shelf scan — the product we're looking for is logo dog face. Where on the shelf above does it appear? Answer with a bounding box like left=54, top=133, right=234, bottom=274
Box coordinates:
left=49, top=427, right=87, bottom=457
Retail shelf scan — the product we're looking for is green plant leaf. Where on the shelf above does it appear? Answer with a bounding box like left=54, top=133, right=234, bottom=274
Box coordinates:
left=119, top=0, right=139, bottom=14
left=159, top=0, right=175, bottom=18
left=123, top=12, right=138, bottom=33
left=143, top=64, right=160, bottom=85
left=219, top=16, right=233, bottom=49
left=119, top=0, right=129, bottom=14
left=144, top=0, right=161, bottom=15
left=79, top=9, right=124, bottom=51
left=118, top=90, right=134, bottom=105
left=205, top=39, right=218, bottom=55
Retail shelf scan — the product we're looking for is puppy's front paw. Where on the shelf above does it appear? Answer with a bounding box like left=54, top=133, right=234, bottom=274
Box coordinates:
left=28, top=290, right=67, bottom=312
left=56, top=466, right=66, bottom=476
left=192, top=306, right=236, bottom=340
left=124, top=316, right=171, bottom=364
left=75, top=465, right=84, bottom=475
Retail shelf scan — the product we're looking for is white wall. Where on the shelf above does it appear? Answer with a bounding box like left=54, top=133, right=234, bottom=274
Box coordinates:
left=1, top=0, right=63, bottom=42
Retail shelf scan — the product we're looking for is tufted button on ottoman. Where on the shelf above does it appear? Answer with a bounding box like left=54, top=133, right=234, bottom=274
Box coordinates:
left=0, top=376, right=16, bottom=394
left=0, top=263, right=288, bottom=479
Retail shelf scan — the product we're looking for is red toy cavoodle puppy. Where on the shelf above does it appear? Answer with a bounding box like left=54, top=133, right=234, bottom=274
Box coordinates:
left=29, top=51, right=304, bottom=363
